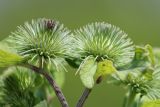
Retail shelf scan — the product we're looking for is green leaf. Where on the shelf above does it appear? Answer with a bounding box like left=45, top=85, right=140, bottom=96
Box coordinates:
left=78, top=56, right=97, bottom=89
left=34, top=100, right=48, bottom=107
left=141, top=100, right=160, bottom=107
left=94, top=59, right=116, bottom=81
left=0, top=49, right=26, bottom=68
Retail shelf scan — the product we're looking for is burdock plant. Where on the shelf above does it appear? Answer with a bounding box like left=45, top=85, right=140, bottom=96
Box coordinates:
left=72, top=22, right=135, bottom=107
left=0, top=18, right=71, bottom=107
left=0, top=18, right=160, bottom=107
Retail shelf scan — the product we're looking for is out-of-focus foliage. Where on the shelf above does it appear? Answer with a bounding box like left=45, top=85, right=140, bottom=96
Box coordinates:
left=0, top=67, right=40, bottom=107
left=0, top=65, right=65, bottom=107
left=141, top=100, right=160, bottom=107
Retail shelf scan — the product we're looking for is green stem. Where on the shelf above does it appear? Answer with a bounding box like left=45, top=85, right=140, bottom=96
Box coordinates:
left=125, top=89, right=137, bottom=107
left=76, top=88, right=92, bottom=107
left=76, top=76, right=103, bottom=107
left=136, top=95, right=143, bottom=107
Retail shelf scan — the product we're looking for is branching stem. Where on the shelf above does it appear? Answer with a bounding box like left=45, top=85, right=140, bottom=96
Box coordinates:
left=22, top=63, right=69, bottom=107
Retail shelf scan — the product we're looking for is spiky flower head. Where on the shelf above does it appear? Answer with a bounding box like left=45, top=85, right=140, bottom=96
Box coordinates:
left=74, top=22, right=135, bottom=88
left=73, top=22, right=135, bottom=67
left=7, top=18, right=71, bottom=68
left=109, top=66, right=160, bottom=100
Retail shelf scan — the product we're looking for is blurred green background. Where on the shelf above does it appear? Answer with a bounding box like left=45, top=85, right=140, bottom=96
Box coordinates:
left=0, top=0, right=159, bottom=107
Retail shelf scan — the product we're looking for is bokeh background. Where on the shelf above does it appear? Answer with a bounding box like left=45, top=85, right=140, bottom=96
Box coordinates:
left=0, top=0, right=159, bottom=107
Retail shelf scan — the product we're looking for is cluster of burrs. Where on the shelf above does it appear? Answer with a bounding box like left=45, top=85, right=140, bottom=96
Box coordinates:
left=0, top=18, right=159, bottom=107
